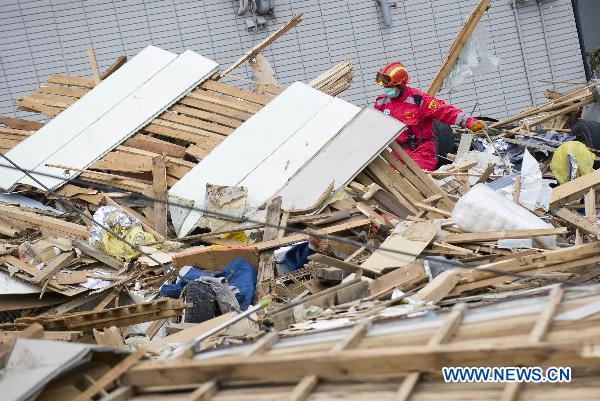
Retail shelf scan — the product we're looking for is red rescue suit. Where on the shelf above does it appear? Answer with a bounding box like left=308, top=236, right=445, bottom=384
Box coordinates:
left=374, top=86, right=476, bottom=171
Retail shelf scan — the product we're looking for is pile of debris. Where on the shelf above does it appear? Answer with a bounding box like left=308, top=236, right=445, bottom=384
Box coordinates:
left=2, top=8, right=600, bottom=401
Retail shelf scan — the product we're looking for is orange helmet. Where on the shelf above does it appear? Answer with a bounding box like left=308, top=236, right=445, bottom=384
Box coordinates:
left=376, top=62, right=410, bottom=87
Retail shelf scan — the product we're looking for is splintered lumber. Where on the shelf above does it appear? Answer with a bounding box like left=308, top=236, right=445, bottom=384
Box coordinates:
left=442, top=227, right=567, bottom=244
left=123, top=340, right=596, bottom=385
left=73, top=346, right=148, bottom=401
left=219, top=14, right=303, bottom=77
left=256, top=197, right=282, bottom=301
left=554, top=207, right=600, bottom=237
left=152, top=154, right=168, bottom=238
left=31, top=251, right=75, bottom=284
left=249, top=218, right=371, bottom=251
left=74, top=240, right=123, bottom=270
left=389, top=142, right=455, bottom=210
left=93, top=326, right=125, bottom=349
left=490, top=85, right=594, bottom=129
left=368, top=260, right=428, bottom=299
left=550, top=169, right=600, bottom=208
left=413, top=269, right=460, bottom=304
left=427, top=0, right=490, bottom=95
left=11, top=298, right=189, bottom=331
left=0, top=205, right=88, bottom=238
left=100, top=55, right=127, bottom=80
left=361, top=221, right=439, bottom=274
left=309, top=60, right=354, bottom=97
left=87, top=48, right=101, bottom=84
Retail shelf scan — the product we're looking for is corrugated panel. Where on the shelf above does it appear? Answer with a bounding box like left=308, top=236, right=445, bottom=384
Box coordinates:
left=0, top=0, right=587, bottom=122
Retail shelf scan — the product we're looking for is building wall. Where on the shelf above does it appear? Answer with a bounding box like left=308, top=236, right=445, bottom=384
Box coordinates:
left=0, top=0, right=586, bottom=121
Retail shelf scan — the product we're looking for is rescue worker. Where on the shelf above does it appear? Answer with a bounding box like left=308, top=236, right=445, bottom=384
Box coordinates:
left=374, top=61, right=485, bottom=171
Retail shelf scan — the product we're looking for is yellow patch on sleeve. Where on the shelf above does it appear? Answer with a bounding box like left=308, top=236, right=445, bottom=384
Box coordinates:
left=427, top=99, right=439, bottom=111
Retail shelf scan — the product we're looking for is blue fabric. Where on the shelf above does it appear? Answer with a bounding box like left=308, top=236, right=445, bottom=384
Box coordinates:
left=281, top=241, right=313, bottom=271
left=160, top=257, right=257, bottom=310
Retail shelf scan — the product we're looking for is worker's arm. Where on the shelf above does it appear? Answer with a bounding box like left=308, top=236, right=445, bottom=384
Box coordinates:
left=419, top=93, right=483, bottom=131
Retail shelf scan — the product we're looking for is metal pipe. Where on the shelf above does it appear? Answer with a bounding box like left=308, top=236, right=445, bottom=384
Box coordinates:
left=512, top=0, right=536, bottom=106
left=377, top=0, right=393, bottom=26
left=538, top=0, right=557, bottom=91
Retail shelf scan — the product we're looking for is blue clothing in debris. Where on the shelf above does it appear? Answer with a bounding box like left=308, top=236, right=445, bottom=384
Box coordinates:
left=281, top=241, right=313, bottom=271
left=160, top=257, right=256, bottom=310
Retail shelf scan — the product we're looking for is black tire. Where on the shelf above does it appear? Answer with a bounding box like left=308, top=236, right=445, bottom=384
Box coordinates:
left=432, top=120, right=455, bottom=168
left=183, top=281, right=217, bottom=323
left=572, top=120, right=600, bottom=150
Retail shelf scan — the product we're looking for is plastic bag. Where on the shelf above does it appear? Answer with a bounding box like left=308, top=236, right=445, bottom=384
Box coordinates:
left=496, top=149, right=552, bottom=211
left=452, top=184, right=557, bottom=248
left=444, top=23, right=500, bottom=92
left=89, top=206, right=155, bottom=261
left=550, top=141, right=595, bottom=184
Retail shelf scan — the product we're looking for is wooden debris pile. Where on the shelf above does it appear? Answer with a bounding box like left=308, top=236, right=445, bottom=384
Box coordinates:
left=2, top=6, right=600, bottom=401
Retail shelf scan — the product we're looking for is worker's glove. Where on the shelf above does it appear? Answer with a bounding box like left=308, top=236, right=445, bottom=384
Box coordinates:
left=467, top=120, right=486, bottom=132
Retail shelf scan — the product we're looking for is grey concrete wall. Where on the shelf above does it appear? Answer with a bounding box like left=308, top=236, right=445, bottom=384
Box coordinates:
left=0, top=0, right=586, bottom=121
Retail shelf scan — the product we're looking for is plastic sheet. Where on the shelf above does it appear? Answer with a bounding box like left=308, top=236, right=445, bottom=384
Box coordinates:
left=497, top=149, right=552, bottom=211
left=452, top=184, right=557, bottom=248
left=88, top=206, right=156, bottom=261
left=444, top=23, right=500, bottom=93
left=550, top=141, right=595, bottom=184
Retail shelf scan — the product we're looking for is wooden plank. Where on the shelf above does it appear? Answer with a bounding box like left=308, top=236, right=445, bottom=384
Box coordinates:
left=368, top=260, right=427, bottom=298
left=250, top=52, right=280, bottom=88
left=442, top=227, right=567, bottom=244
left=0, top=205, right=88, bottom=238
left=87, top=48, right=101, bottom=84
left=389, top=142, right=454, bottom=210
left=123, top=134, right=186, bottom=158
left=243, top=331, right=279, bottom=357
left=585, top=189, right=596, bottom=222
left=500, top=285, right=564, bottom=401
left=2, top=49, right=217, bottom=191
left=93, top=326, right=125, bottom=349
left=185, top=381, right=218, bottom=401
left=47, top=74, right=96, bottom=88
left=553, top=208, right=600, bottom=237
left=158, top=113, right=234, bottom=135
left=201, top=80, right=272, bottom=106
left=395, top=304, right=466, bottom=401
left=32, top=251, right=75, bottom=284
left=73, top=347, right=148, bottom=401
left=252, top=218, right=371, bottom=251
left=550, top=169, right=600, bottom=208
left=413, top=269, right=460, bottom=304
left=427, top=0, right=490, bottom=95
left=361, top=221, right=439, bottom=274
left=123, top=341, right=592, bottom=385
left=172, top=246, right=258, bottom=270
left=289, top=375, right=318, bottom=401
left=0, top=116, right=44, bottom=131
left=308, top=253, right=378, bottom=278
left=152, top=154, right=168, bottom=238
left=100, top=56, right=127, bottom=80
left=219, top=14, right=303, bottom=77
left=256, top=197, right=282, bottom=301
left=169, top=101, right=244, bottom=128
left=74, top=240, right=123, bottom=270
